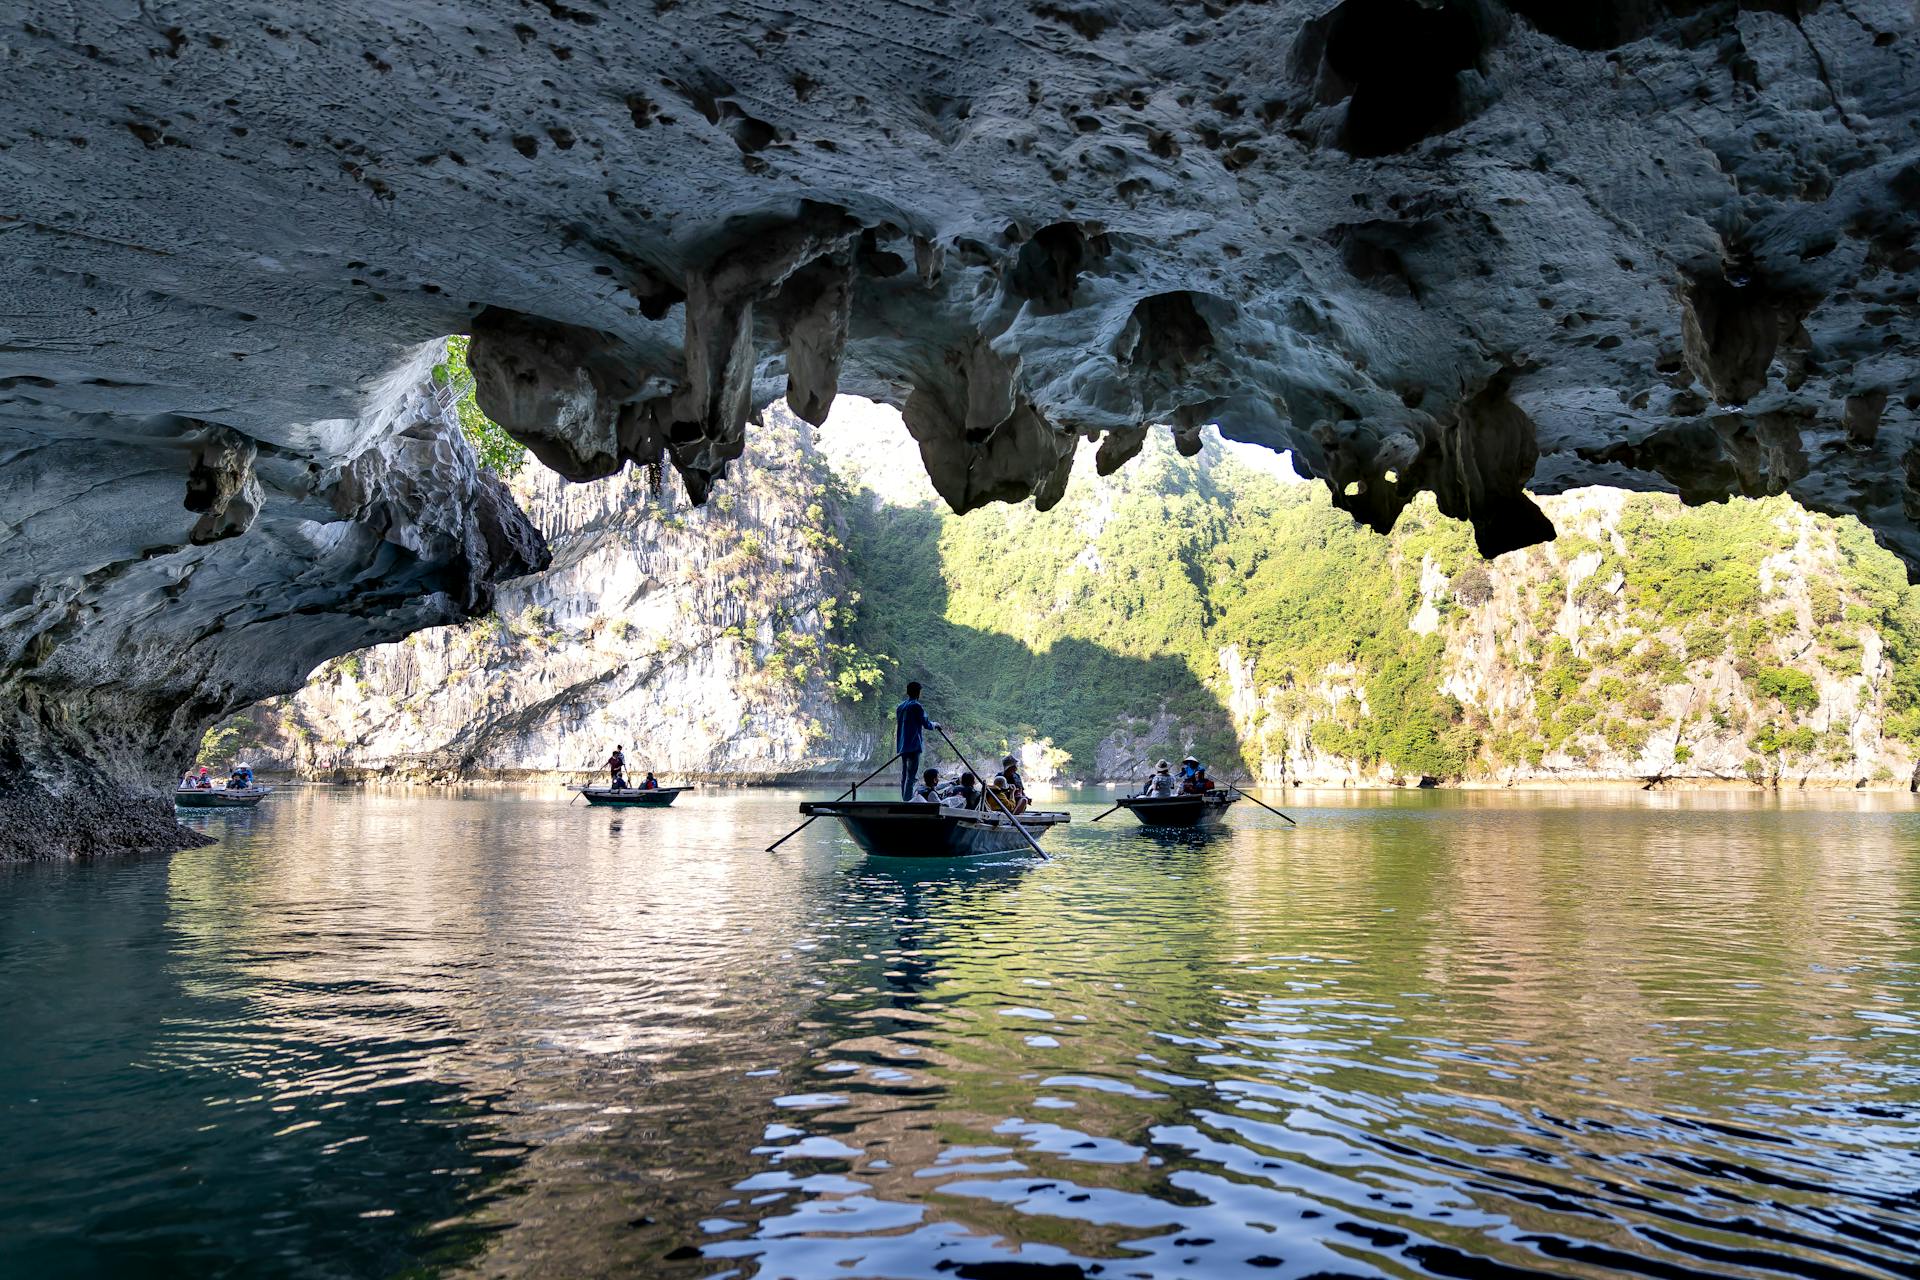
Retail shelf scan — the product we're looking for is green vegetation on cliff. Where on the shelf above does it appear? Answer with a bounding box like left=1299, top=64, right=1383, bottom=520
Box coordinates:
left=829, top=431, right=1920, bottom=785
left=840, top=479, right=1241, bottom=774
left=433, top=335, right=527, bottom=476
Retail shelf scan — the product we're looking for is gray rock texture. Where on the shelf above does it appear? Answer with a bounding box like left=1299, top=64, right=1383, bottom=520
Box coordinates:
left=3, top=1, right=1919, bottom=849
left=0, top=351, right=546, bottom=859
left=243, top=407, right=878, bottom=784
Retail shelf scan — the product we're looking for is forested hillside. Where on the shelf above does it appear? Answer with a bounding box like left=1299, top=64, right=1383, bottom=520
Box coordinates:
left=828, top=427, right=1920, bottom=789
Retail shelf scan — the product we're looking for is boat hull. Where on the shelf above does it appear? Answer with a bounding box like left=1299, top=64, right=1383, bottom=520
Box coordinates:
left=175, top=787, right=271, bottom=809
left=800, top=801, right=1067, bottom=858
left=1116, top=793, right=1236, bottom=828
left=579, top=786, right=688, bottom=807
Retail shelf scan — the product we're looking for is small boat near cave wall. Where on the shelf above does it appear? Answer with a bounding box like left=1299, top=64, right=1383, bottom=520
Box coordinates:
left=175, top=787, right=272, bottom=809
left=572, top=785, right=691, bottom=807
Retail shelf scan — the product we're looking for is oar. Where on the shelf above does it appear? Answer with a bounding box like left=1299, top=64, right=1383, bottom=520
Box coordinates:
left=1091, top=771, right=1142, bottom=822
left=1230, top=781, right=1297, bottom=826
left=766, top=751, right=904, bottom=852
left=565, top=765, right=604, bottom=804
left=932, top=724, right=1048, bottom=859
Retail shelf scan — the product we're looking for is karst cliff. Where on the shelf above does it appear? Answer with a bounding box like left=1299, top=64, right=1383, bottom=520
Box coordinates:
left=246, top=419, right=1920, bottom=792
left=3, top=1, right=1919, bottom=853
left=242, top=407, right=879, bottom=783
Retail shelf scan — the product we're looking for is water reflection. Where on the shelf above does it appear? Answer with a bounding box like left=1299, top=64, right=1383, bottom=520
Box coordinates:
left=1, top=786, right=1916, bottom=1278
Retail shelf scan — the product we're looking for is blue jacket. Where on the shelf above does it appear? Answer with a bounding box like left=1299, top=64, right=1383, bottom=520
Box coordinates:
left=895, top=698, right=931, bottom=753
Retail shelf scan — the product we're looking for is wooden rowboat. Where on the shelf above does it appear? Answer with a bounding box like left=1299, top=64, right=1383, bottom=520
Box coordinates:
left=1113, top=791, right=1237, bottom=828
left=175, top=786, right=272, bottom=809
left=798, top=800, right=1068, bottom=858
left=572, top=785, right=690, bottom=807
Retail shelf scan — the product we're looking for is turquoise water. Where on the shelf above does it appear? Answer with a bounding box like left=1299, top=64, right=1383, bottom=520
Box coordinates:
left=3, top=786, right=1918, bottom=1278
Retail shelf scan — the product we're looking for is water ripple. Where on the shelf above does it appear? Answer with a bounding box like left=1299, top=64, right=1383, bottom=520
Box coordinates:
left=3, top=786, right=1918, bottom=1277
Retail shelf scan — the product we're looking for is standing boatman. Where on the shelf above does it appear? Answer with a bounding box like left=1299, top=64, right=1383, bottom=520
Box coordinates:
left=895, top=681, right=940, bottom=801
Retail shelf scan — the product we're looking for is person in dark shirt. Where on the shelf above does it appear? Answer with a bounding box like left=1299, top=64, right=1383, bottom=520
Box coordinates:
left=894, top=681, right=940, bottom=801
left=606, top=745, right=628, bottom=790
left=640, top=771, right=659, bottom=790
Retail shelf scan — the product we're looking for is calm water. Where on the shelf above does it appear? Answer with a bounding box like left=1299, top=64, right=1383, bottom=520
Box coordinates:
left=3, top=787, right=1919, bottom=1279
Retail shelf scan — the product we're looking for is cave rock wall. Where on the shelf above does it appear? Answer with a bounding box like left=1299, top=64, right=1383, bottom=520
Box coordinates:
left=0, top=350, right=546, bottom=858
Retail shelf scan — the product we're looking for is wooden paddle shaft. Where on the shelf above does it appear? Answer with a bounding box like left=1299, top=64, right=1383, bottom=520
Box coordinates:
left=766, top=751, right=905, bottom=852
left=932, top=724, right=1047, bottom=859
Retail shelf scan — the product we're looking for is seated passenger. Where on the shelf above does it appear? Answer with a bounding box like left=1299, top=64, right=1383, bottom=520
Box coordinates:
left=942, top=771, right=981, bottom=810
left=997, top=755, right=1030, bottom=813
left=1143, top=760, right=1178, bottom=798
left=985, top=776, right=1012, bottom=812
left=640, top=772, right=659, bottom=790
left=910, top=768, right=942, bottom=803
left=1194, top=767, right=1215, bottom=793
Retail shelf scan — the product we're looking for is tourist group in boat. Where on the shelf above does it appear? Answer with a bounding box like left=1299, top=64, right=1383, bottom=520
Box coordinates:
left=178, top=763, right=255, bottom=792
left=175, top=763, right=272, bottom=808
left=568, top=744, right=687, bottom=806
left=602, top=745, right=662, bottom=793
left=1141, top=756, right=1219, bottom=796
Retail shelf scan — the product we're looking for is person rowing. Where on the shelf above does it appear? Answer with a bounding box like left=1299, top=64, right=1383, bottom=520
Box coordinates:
left=605, top=745, right=629, bottom=791
left=894, top=681, right=941, bottom=802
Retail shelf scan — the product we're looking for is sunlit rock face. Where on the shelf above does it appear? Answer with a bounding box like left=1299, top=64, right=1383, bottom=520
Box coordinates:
left=2, top=1, right=1919, bottom=850
left=246, top=406, right=879, bottom=785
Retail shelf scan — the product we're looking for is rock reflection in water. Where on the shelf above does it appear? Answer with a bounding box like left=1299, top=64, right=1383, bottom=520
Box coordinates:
left=1, top=787, right=1916, bottom=1279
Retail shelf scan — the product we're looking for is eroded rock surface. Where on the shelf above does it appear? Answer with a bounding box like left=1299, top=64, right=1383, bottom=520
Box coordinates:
left=0, top=351, right=546, bottom=858
left=245, top=407, right=877, bottom=783
left=3, top=2, right=1920, bottom=849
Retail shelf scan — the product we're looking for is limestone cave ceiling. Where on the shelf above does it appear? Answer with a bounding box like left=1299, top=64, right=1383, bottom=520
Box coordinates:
left=4, top=0, right=1920, bottom=573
